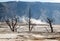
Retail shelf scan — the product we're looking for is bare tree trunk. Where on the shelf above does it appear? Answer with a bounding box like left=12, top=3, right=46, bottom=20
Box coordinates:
left=5, top=17, right=17, bottom=32
left=29, top=19, right=31, bottom=32
left=29, top=7, right=31, bottom=32
left=50, top=23, right=53, bottom=33
left=46, top=18, right=54, bottom=33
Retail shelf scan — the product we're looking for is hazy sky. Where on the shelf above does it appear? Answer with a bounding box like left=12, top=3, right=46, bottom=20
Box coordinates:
left=0, top=0, right=60, bottom=3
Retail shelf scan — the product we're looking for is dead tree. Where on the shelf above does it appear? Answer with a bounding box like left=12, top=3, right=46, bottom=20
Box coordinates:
left=46, top=18, right=53, bottom=33
left=5, top=17, right=17, bottom=32
left=29, top=7, right=34, bottom=32
left=29, top=7, right=31, bottom=32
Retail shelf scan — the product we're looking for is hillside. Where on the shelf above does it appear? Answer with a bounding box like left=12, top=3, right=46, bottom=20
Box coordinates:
left=0, top=1, right=60, bottom=24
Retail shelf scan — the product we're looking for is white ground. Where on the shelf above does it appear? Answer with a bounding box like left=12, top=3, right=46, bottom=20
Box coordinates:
left=0, top=25, right=60, bottom=41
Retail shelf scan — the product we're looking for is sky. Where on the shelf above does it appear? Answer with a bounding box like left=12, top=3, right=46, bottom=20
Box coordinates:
left=0, top=0, right=60, bottom=3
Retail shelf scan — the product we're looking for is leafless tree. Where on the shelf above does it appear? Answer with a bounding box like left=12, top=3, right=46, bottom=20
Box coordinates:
left=5, top=17, right=18, bottom=32
left=28, top=7, right=34, bottom=32
left=46, top=18, right=53, bottom=33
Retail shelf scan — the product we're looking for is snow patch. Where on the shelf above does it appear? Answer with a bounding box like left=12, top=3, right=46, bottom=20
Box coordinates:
left=18, top=16, right=47, bottom=24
